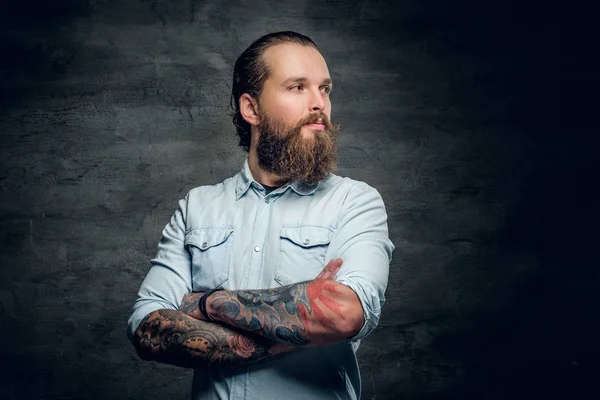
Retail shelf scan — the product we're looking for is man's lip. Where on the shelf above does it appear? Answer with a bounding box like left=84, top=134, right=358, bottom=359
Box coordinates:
left=305, top=123, right=325, bottom=130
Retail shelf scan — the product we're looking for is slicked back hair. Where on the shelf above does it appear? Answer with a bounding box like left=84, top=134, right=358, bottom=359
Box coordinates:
left=230, top=31, right=319, bottom=152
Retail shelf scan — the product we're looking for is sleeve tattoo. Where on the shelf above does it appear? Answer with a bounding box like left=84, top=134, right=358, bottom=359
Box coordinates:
left=132, top=309, right=285, bottom=368
left=206, top=280, right=352, bottom=347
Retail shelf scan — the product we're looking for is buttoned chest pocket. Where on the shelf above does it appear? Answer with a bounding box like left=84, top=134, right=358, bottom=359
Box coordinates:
left=185, top=227, right=233, bottom=290
left=275, top=225, right=333, bottom=286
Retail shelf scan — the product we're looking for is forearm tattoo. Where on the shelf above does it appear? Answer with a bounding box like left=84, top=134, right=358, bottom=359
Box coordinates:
left=133, top=309, right=275, bottom=368
left=207, top=280, right=347, bottom=347
left=180, top=292, right=203, bottom=319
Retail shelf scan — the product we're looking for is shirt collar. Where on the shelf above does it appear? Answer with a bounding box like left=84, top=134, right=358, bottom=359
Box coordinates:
left=235, top=158, right=320, bottom=200
left=289, top=180, right=319, bottom=196
left=235, top=159, right=254, bottom=200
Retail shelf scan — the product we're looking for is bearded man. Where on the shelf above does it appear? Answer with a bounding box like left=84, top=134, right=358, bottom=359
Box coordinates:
left=127, top=31, right=394, bottom=400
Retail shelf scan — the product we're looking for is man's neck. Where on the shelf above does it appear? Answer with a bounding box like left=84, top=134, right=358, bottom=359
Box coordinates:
left=248, top=148, right=288, bottom=187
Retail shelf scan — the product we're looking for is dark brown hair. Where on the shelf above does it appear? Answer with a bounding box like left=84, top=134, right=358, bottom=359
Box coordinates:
left=230, top=31, right=318, bottom=152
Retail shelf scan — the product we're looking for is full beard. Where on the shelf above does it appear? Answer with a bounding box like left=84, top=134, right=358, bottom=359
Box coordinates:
left=256, top=111, right=340, bottom=185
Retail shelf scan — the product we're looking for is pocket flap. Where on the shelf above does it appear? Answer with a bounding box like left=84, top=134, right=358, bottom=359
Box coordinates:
left=185, top=227, right=233, bottom=250
left=280, top=225, right=333, bottom=248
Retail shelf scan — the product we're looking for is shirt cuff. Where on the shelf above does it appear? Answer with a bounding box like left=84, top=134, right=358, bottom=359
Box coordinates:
left=337, top=278, right=384, bottom=342
left=127, top=299, right=177, bottom=341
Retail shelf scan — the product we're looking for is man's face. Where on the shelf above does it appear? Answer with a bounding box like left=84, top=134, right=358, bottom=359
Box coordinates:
left=255, top=43, right=339, bottom=184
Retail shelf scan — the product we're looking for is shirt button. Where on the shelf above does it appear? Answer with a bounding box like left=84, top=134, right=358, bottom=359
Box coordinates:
left=303, top=239, right=310, bottom=245
left=264, top=198, right=270, bottom=204
left=202, top=242, right=208, bottom=248
left=254, top=246, right=261, bottom=252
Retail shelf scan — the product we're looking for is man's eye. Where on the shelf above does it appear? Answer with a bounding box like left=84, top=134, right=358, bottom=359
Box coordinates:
left=290, top=85, right=303, bottom=91
left=321, top=86, right=332, bottom=94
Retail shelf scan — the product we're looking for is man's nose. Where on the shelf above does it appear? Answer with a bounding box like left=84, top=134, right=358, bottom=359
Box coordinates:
left=309, top=87, right=326, bottom=112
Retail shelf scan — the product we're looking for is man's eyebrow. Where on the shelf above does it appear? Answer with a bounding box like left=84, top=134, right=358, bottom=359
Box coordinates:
left=281, top=77, right=307, bottom=86
left=280, top=77, right=333, bottom=86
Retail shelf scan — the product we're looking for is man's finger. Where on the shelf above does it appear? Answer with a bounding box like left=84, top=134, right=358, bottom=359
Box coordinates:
left=316, top=258, right=343, bottom=280
left=316, top=260, right=335, bottom=279
left=325, top=258, right=343, bottom=274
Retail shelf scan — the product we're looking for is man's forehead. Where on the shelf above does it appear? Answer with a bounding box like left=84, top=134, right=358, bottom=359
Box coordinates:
left=263, top=43, right=331, bottom=83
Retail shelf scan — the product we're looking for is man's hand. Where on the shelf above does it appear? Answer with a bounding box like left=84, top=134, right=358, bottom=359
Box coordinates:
left=180, top=258, right=343, bottom=321
left=180, top=292, right=206, bottom=320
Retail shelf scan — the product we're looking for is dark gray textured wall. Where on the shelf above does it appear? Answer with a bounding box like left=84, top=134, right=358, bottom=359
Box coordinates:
left=1, top=0, right=596, bottom=399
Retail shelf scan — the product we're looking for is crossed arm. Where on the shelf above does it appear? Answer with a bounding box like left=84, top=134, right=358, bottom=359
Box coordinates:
left=131, top=258, right=365, bottom=367
left=181, top=258, right=364, bottom=346
left=133, top=309, right=283, bottom=367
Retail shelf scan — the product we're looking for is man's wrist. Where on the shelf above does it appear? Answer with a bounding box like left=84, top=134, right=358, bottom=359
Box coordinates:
left=199, top=288, right=224, bottom=322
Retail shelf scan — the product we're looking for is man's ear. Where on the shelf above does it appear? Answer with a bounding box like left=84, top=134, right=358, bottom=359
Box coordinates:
left=239, top=93, right=260, bottom=126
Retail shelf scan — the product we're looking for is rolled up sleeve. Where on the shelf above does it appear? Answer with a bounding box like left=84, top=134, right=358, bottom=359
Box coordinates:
left=326, top=183, right=394, bottom=342
left=127, top=194, right=193, bottom=340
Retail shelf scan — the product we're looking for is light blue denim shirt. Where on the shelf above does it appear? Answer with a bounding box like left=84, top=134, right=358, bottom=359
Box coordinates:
left=128, top=159, right=394, bottom=400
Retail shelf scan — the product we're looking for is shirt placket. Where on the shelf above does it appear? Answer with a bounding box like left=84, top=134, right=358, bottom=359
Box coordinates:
left=241, top=187, right=274, bottom=399
left=250, top=189, right=273, bottom=288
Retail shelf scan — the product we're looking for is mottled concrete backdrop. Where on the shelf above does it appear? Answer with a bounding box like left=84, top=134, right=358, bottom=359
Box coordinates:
left=1, top=0, right=596, bottom=399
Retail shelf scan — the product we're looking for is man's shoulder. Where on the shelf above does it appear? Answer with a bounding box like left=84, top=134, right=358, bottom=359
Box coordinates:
left=184, top=174, right=238, bottom=202
left=321, top=173, right=381, bottom=199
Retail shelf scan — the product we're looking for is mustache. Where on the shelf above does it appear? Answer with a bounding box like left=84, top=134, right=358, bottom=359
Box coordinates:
left=297, top=113, right=334, bottom=130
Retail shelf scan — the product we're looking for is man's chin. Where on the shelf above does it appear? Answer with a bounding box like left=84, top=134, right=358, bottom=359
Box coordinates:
left=299, top=125, right=319, bottom=139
